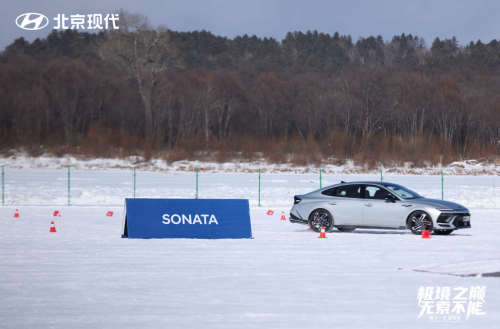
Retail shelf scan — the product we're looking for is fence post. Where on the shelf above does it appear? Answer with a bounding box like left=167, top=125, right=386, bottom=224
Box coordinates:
left=441, top=171, right=444, bottom=200
left=258, top=169, right=261, bottom=207
left=380, top=170, right=383, bottom=182
left=2, top=165, right=4, bottom=206
left=195, top=167, right=198, bottom=199
left=319, top=169, right=322, bottom=188
left=133, top=166, right=136, bottom=198
left=67, top=165, right=70, bottom=206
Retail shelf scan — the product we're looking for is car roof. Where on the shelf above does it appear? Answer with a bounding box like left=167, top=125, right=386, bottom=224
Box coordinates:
left=324, top=181, right=403, bottom=188
left=344, top=181, right=397, bottom=185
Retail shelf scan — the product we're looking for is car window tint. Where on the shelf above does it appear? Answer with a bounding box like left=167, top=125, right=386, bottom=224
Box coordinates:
left=336, top=185, right=361, bottom=198
left=321, top=187, right=338, bottom=196
left=365, top=185, right=391, bottom=200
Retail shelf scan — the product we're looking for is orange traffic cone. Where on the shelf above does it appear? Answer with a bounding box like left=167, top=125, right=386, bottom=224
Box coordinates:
left=267, top=210, right=274, bottom=216
left=422, top=230, right=430, bottom=239
left=195, top=194, right=198, bottom=199
left=106, top=211, right=113, bottom=217
left=14, top=209, right=19, bottom=218
left=307, top=225, right=313, bottom=230
left=53, top=210, right=60, bottom=217
left=280, top=212, right=286, bottom=220
left=318, top=226, right=327, bottom=238
left=50, top=221, right=57, bottom=233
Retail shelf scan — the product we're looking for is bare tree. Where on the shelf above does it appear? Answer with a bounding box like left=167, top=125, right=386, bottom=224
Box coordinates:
left=213, top=71, right=244, bottom=140
left=201, top=75, right=216, bottom=151
left=43, top=59, right=94, bottom=144
left=97, top=10, right=183, bottom=138
left=252, top=73, right=285, bottom=138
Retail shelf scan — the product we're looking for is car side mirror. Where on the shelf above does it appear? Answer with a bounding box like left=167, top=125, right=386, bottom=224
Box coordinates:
left=385, top=195, right=396, bottom=203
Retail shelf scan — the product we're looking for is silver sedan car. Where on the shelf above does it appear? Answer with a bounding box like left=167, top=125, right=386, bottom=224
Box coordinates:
left=289, top=181, right=471, bottom=235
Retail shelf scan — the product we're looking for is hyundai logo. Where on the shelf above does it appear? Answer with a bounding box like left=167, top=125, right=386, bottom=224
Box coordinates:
left=16, top=13, right=49, bottom=30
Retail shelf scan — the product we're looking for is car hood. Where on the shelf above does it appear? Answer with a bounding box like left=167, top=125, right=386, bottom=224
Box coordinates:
left=412, top=198, right=468, bottom=210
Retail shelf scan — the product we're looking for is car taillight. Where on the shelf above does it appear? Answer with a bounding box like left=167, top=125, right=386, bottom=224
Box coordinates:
left=294, top=196, right=301, bottom=204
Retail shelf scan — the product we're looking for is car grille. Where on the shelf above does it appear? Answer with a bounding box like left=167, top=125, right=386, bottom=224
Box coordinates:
left=437, top=214, right=452, bottom=223
left=453, top=213, right=471, bottom=228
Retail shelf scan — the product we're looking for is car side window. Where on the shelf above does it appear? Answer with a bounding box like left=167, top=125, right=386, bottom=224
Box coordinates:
left=335, top=185, right=362, bottom=198
left=321, top=187, right=338, bottom=196
left=365, top=185, right=394, bottom=200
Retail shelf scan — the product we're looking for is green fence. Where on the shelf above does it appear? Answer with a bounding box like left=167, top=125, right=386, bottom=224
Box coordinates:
left=0, top=166, right=498, bottom=208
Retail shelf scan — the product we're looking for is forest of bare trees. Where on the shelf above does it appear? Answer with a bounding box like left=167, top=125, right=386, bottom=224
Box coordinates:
left=1, top=12, right=500, bottom=167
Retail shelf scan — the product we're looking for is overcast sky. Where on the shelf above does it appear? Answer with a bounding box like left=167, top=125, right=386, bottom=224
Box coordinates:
left=3, top=0, right=500, bottom=51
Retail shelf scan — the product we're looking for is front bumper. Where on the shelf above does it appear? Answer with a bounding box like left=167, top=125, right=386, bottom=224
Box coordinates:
left=436, top=213, right=471, bottom=230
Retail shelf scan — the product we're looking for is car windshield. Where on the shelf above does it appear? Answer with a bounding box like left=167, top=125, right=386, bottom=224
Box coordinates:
left=385, top=185, right=422, bottom=199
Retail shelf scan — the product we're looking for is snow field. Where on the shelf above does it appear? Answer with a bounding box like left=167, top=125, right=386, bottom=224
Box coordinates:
left=0, top=206, right=499, bottom=328
left=2, top=169, right=500, bottom=208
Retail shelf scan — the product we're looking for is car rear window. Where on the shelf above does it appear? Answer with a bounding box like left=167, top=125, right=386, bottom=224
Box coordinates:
left=321, top=187, right=338, bottom=196
left=335, top=185, right=362, bottom=198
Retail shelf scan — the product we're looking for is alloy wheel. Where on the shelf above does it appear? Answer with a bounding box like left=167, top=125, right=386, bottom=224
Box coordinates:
left=410, top=212, right=432, bottom=234
left=311, top=210, right=331, bottom=232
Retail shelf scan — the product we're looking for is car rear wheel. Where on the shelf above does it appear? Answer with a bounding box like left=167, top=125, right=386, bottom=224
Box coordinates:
left=337, top=227, right=356, bottom=233
left=409, top=211, right=433, bottom=235
left=308, top=209, right=334, bottom=233
left=433, top=229, right=454, bottom=235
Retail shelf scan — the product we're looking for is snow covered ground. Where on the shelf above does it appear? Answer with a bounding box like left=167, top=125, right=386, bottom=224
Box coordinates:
left=414, top=259, right=500, bottom=277
left=0, top=206, right=499, bottom=328
left=2, top=153, right=499, bottom=208
left=2, top=169, right=500, bottom=208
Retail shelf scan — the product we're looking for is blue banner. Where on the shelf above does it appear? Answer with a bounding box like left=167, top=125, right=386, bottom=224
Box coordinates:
left=122, top=199, right=252, bottom=239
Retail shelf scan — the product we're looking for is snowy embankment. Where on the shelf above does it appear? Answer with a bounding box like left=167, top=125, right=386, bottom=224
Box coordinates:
left=1, top=153, right=499, bottom=208
left=1, top=169, right=499, bottom=208
left=2, top=153, right=500, bottom=175
left=0, top=206, right=499, bottom=328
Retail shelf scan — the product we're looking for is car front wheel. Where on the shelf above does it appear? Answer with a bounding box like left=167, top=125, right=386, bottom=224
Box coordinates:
left=409, top=211, right=433, bottom=235
left=308, top=209, right=334, bottom=233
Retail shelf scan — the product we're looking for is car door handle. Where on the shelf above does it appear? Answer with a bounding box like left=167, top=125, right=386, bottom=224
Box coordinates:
left=329, top=202, right=337, bottom=205
left=364, top=203, right=373, bottom=207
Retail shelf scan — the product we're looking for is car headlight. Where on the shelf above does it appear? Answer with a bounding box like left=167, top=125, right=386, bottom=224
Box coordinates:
left=436, top=208, right=453, bottom=212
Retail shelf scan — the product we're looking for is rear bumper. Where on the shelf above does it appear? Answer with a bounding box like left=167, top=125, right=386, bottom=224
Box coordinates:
left=289, top=213, right=308, bottom=225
